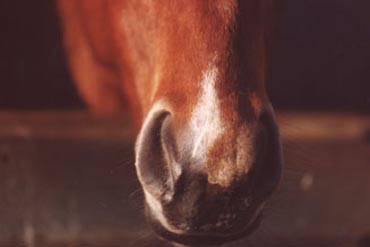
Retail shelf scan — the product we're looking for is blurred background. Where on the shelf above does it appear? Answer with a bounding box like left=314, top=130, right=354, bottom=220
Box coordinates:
left=0, top=1, right=369, bottom=247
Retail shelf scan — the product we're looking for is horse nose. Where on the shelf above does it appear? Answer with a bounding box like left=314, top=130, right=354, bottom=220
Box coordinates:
left=249, top=109, right=283, bottom=197
left=135, top=105, right=181, bottom=202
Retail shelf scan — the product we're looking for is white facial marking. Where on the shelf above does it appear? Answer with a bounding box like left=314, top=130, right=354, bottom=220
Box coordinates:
left=189, top=65, right=224, bottom=161
left=236, top=125, right=254, bottom=174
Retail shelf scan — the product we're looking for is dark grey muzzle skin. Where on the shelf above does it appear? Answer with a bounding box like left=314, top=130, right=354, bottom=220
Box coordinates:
left=149, top=210, right=263, bottom=246
left=137, top=109, right=283, bottom=246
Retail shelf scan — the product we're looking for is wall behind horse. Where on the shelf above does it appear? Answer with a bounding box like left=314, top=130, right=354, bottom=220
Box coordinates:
left=268, top=0, right=370, bottom=113
left=0, top=0, right=369, bottom=112
left=0, top=0, right=83, bottom=109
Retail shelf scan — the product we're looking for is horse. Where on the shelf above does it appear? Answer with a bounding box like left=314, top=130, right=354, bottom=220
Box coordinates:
left=57, top=0, right=283, bottom=245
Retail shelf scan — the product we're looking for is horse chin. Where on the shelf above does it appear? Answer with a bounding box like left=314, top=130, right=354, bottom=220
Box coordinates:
left=146, top=211, right=263, bottom=246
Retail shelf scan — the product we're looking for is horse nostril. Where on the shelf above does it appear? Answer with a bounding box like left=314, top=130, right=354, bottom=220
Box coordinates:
left=135, top=107, right=181, bottom=202
left=250, top=109, right=283, bottom=197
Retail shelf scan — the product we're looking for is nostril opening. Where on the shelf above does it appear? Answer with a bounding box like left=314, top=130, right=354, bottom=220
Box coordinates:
left=139, top=110, right=170, bottom=158
left=160, top=114, right=178, bottom=169
left=136, top=110, right=171, bottom=187
left=249, top=109, right=283, bottom=197
left=136, top=109, right=181, bottom=202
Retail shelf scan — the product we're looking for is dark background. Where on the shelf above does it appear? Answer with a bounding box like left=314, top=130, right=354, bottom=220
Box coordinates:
left=0, top=0, right=369, bottom=112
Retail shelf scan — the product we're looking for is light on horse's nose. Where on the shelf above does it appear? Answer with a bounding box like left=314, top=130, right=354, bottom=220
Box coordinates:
left=135, top=108, right=181, bottom=202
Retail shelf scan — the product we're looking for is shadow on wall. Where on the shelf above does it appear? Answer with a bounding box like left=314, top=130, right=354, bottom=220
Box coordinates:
left=0, top=0, right=369, bottom=112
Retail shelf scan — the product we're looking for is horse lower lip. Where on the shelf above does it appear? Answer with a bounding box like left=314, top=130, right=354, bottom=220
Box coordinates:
left=150, top=214, right=262, bottom=246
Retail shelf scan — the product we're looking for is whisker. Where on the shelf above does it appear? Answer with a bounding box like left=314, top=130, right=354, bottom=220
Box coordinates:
left=128, top=187, right=144, bottom=201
